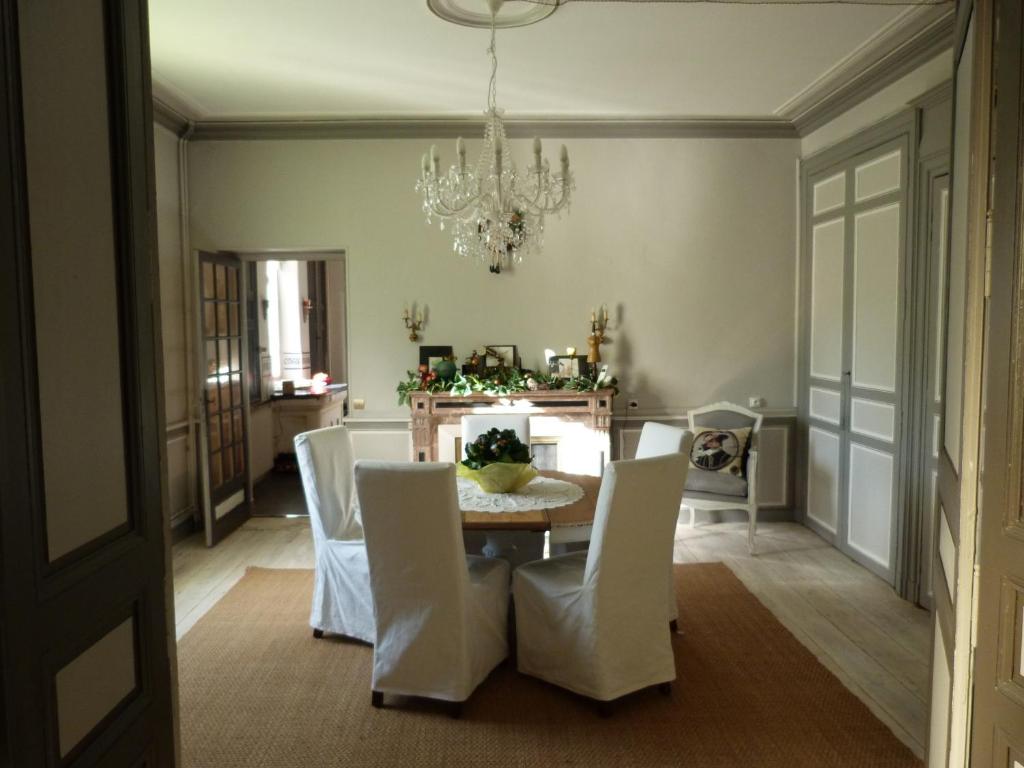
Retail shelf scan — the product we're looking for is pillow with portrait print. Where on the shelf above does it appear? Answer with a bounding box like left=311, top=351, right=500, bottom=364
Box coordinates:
left=688, top=427, right=752, bottom=478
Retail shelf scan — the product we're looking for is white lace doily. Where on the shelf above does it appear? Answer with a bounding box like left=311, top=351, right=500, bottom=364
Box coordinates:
left=457, top=476, right=584, bottom=513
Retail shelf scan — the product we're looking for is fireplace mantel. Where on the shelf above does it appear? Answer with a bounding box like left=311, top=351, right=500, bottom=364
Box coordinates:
left=408, top=388, right=615, bottom=472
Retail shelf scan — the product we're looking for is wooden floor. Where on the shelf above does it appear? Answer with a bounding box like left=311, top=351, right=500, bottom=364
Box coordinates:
left=171, top=518, right=931, bottom=758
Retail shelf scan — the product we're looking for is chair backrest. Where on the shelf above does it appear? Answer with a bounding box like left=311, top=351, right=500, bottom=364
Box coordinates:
left=688, top=401, right=763, bottom=434
left=584, top=453, right=689, bottom=620
left=460, top=413, right=531, bottom=460
left=635, top=422, right=693, bottom=459
left=354, top=461, right=470, bottom=677
left=294, top=425, right=361, bottom=543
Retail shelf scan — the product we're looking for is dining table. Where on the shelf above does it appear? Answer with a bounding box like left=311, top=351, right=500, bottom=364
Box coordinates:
left=458, top=469, right=600, bottom=546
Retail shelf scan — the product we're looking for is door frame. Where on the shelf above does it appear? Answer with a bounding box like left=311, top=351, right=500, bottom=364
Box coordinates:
left=797, top=109, right=918, bottom=586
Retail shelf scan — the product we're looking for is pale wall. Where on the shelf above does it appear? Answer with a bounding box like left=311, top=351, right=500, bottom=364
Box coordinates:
left=155, top=122, right=196, bottom=527
left=188, top=136, right=800, bottom=419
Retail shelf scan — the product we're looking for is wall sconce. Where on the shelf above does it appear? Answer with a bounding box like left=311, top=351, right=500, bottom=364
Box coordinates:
left=403, top=304, right=424, bottom=342
left=302, top=298, right=313, bottom=323
left=586, top=304, right=610, bottom=368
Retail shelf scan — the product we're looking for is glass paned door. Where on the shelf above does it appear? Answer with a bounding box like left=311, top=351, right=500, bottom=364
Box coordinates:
left=199, top=251, right=250, bottom=545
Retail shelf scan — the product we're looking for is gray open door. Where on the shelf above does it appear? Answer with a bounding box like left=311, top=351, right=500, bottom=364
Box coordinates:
left=0, top=0, right=175, bottom=765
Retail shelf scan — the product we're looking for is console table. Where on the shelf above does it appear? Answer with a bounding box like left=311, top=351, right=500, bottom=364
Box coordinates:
left=408, top=389, right=615, bottom=474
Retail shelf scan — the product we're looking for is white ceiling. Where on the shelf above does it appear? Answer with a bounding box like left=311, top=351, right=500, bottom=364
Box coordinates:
left=149, top=0, right=912, bottom=121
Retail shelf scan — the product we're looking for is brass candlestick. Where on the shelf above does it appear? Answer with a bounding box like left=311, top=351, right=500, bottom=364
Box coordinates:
left=586, top=305, right=609, bottom=372
left=402, top=306, right=424, bottom=342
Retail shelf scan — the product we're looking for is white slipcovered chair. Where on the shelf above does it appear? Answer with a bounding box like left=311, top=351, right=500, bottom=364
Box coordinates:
left=294, top=426, right=374, bottom=643
left=634, top=422, right=694, bottom=631
left=681, top=401, right=763, bottom=554
left=354, top=461, right=510, bottom=716
left=460, top=412, right=542, bottom=565
left=512, top=453, right=689, bottom=712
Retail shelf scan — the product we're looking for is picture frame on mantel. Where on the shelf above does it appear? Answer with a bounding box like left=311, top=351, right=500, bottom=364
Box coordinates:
left=549, top=354, right=588, bottom=379
left=484, top=344, right=517, bottom=369
left=419, top=345, right=453, bottom=370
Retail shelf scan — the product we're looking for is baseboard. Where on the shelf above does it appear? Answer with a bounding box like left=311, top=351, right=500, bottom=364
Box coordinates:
left=681, top=508, right=794, bottom=526
left=170, top=513, right=198, bottom=545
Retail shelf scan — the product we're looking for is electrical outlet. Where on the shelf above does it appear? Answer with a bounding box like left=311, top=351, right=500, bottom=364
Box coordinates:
left=353, top=398, right=366, bottom=410
left=748, top=396, right=765, bottom=409
left=628, top=400, right=639, bottom=409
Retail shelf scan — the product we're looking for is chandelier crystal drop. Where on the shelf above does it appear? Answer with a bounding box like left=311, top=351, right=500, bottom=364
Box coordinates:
left=415, top=2, right=573, bottom=272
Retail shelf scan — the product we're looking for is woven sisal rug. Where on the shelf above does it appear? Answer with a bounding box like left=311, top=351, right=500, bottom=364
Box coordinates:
left=178, top=563, right=922, bottom=767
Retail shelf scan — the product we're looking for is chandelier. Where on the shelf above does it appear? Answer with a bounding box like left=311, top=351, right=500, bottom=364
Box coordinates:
left=415, top=1, right=573, bottom=273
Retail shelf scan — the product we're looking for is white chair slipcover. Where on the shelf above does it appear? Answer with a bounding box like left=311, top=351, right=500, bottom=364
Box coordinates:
left=512, top=453, right=689, bottom=704
left=634, top=422, right=694, bottom=626
left=460, top=413, right=541, bottom=565
left=355, top=461, right=510, bottom=707
left=295, top=426, right=374, bottom=643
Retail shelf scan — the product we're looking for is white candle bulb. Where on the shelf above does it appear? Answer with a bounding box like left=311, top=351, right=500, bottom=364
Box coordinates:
left=560, top=144, right=569, bottom=167
left=430, top=144, right=440, bottom=174
left=456, top=137, right=466, bottom=171
left=533, top=137, right=542, bottom=169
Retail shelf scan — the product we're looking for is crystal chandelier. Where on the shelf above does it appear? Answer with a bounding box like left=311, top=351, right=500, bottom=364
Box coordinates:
left=415, top=1, right=573, bottom=273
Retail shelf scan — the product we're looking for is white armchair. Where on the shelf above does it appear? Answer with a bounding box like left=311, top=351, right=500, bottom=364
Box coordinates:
left=512, top=453, right=688, bottom=713
left=354, top=461, right=510, bottom=716
left=680, top=402, right=763, bottom=554
left=634, top=422, right=694, bottom=630
left=294, top=426, right=374, bottom=643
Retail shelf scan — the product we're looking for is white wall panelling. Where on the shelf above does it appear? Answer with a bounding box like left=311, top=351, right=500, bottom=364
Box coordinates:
left=812, top=171, right=846, bottom=215
left=810, top=217, right=846, bottom=382
left=927, top=615, right=952, bottom=766
left=807, top=427, right=841, bottom=535
left=934, top=187, right=949, bottom=403
left=852, top=201, right=901, bottom=393
left=809, top=386, right=842, bottom=426
left=854, top=149, right=902, bottom=202
left=850, top=397, right=896, bottom=442
left=846, top=442, right=894, bottom=569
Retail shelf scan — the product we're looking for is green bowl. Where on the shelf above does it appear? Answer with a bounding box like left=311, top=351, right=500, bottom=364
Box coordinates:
left=456, top=462, right=538, bottom=494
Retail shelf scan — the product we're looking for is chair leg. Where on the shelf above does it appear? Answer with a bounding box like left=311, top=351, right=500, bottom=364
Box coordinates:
left=689, top=506, right=696, bottom=528
left=312, top=628, right=324, bottom=639
left=669, top=619, right=678, bottom=633
left=658, top=682, right=672, bottom=697
left=747, top=506, right=758, bottom=555
left=371, top=690, right=384, bottom=708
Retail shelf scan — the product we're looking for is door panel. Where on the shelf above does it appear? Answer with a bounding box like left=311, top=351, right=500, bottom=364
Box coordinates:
left=851, top=203, right=900, bottom=393
left=807, top=427, right=841, bottom=536
left=809, top=218, right=845, bottom=382
left=198, top=251, right=251, bottom=546
left=0, top=1, right=175, bottom=765
left=847, top=443, right=894, bottom=569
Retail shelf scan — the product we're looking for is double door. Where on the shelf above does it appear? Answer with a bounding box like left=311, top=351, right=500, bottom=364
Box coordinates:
left=802, top=128, right=912, bottom=583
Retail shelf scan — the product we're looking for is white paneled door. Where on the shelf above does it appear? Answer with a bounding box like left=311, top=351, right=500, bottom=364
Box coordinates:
left=802, top=129, right=911, bottom=584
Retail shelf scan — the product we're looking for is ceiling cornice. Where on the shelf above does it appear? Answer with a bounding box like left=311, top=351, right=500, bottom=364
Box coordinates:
left=153, top=97, right=193, bottom=138
left=776, top=4, right=954, bottom=135
left=186, top=116, right=798, bottom=141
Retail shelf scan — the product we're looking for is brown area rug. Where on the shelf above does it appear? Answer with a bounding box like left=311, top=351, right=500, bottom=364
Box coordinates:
left=178, top=563, right=922, bottom=767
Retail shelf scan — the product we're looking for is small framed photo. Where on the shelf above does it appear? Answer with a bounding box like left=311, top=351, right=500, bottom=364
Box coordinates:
left=548, top=354, right=588, bottom=379
left=484, top=344, right=517, bottom=369
left=419, top=345, right=453, bottom=369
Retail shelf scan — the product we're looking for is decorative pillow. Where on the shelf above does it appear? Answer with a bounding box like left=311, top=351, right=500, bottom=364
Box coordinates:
left=689, top=427, right=752, bottom=479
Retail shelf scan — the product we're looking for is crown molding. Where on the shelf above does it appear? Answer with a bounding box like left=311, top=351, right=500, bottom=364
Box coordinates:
left=908, top=78, right=953, bottom=109
left=777, top=4, right=955, bottom=136
left=152, top=97, right=193, bottom=138
left=186, top=116, right=798, bottom=142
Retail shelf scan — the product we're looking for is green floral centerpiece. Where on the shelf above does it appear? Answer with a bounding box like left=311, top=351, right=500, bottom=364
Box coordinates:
left=456, top=427, right=538, bottom=493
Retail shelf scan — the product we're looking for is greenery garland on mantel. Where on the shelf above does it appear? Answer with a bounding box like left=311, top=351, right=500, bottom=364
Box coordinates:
left=397, top=366, right=618, bottom=406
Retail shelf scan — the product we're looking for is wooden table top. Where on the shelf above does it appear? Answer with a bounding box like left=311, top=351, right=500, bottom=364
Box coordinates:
left=460, top=470, right=601, bottom=532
